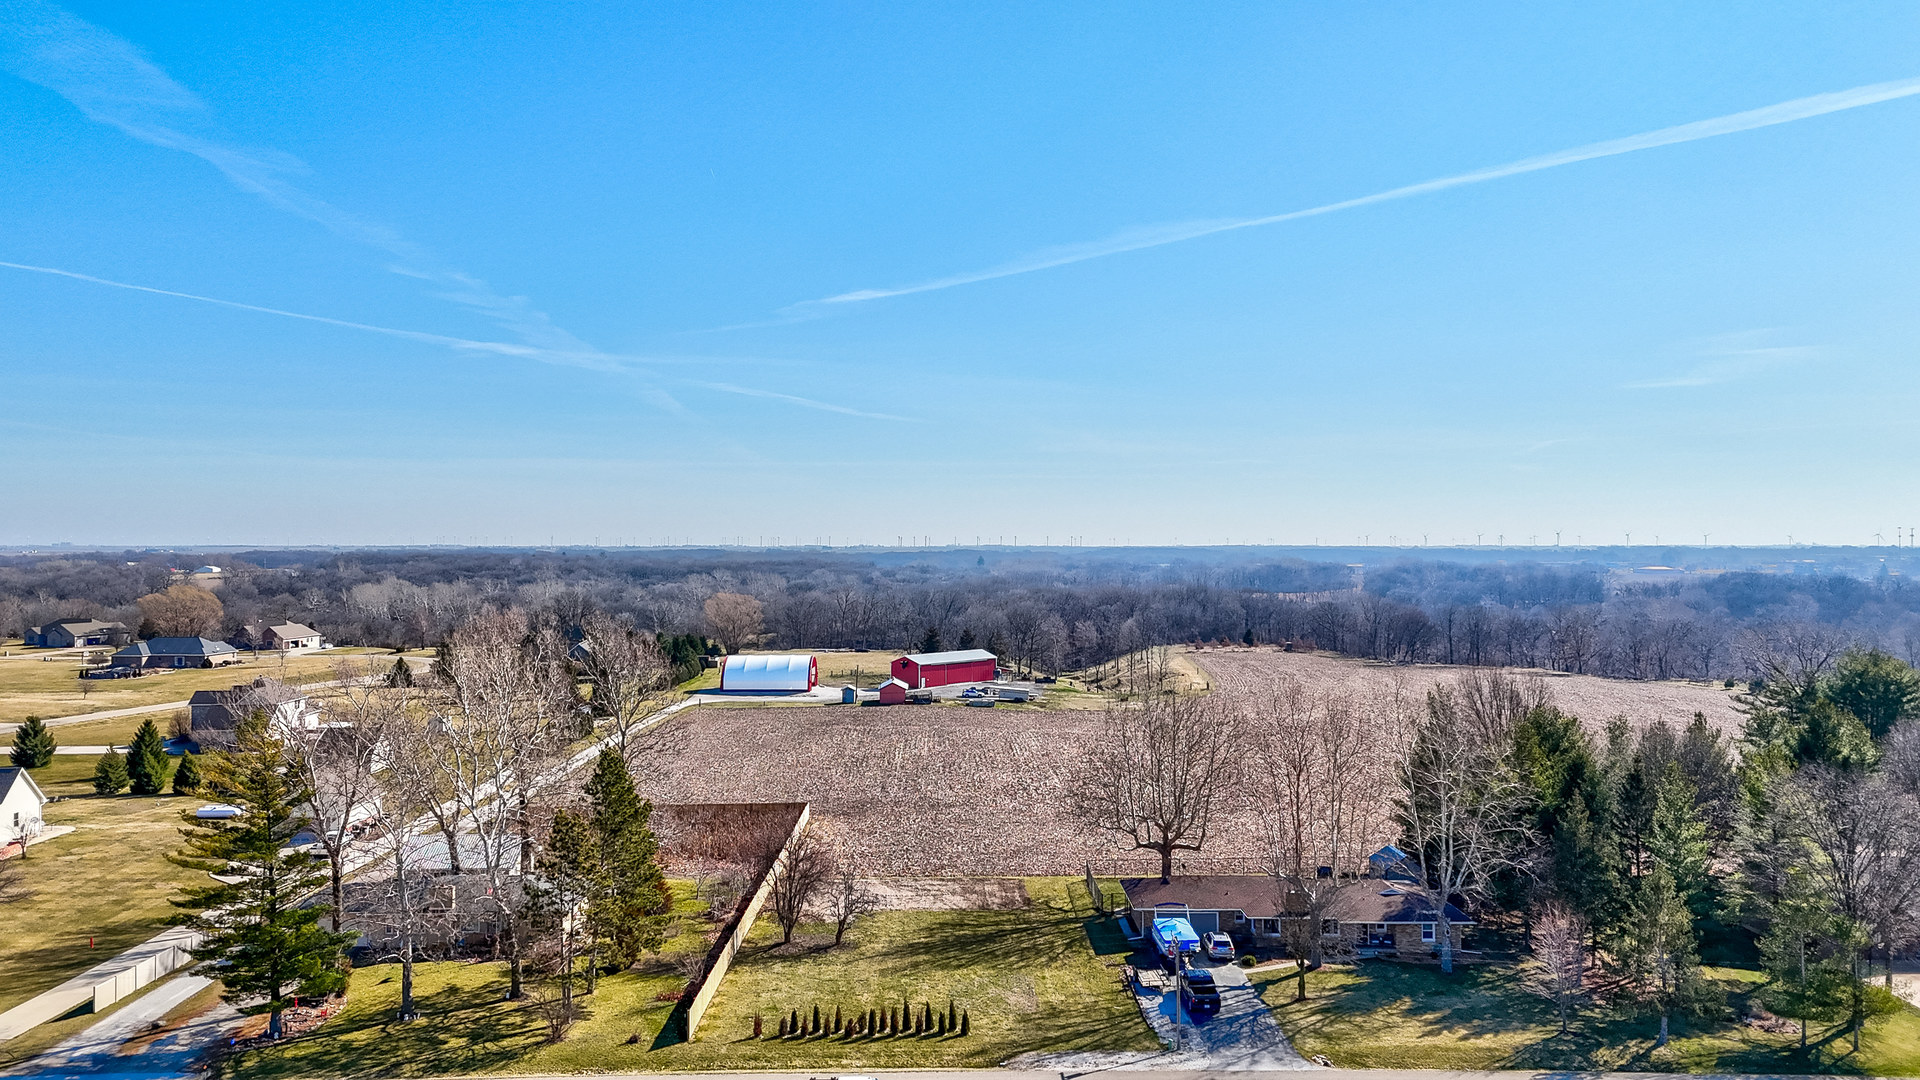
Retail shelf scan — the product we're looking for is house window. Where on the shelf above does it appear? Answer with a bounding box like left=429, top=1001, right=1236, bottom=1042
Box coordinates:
left=1321, top=919, right=1338, bottom=936
left=1421, top=923, right=1435, bottom=942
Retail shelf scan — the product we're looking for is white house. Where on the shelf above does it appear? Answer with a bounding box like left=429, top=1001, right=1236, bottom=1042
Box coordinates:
left=0, top=768, right=48, bottom=852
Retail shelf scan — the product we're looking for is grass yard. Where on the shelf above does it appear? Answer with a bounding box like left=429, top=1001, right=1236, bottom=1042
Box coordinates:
left=1258, top=960, right=1920, bottom=1075
left=225, top=877, right=1153, bottom=1079
left=0, top=649, right=394, bottom=726
left=2, top=710, right=187, bottom=749
left=0, top=760, right=206, bottom=1015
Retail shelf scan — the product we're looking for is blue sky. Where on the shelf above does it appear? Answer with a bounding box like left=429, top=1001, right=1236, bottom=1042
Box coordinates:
left=4, top=2, right=1920, bottom=547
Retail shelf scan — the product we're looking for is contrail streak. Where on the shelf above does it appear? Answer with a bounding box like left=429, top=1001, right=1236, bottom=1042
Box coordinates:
left=0, top=260, right=629, bottom=369
left=695, top=381, right=915, bottom=421
left=809, top=76, right=1920, bottom=306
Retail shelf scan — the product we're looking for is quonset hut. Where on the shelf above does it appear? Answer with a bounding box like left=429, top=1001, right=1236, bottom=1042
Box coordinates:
left=718, top=654, right=818, bottom=692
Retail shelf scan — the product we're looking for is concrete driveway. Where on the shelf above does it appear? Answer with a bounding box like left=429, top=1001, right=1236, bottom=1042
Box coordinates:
left=1010, top=957, right=1316, bottom=1072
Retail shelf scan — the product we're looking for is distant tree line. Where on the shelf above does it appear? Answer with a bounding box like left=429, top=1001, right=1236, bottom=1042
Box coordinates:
left=3, top=549, right=1919, bottom=679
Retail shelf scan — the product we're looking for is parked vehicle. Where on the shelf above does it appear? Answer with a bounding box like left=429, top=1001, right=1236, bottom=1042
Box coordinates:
left=1203, top=932, right=1236, bottom=961
left=1152, top=916, right=1201, bottom=967
left=1180, top=969, right=1222, bottom=1016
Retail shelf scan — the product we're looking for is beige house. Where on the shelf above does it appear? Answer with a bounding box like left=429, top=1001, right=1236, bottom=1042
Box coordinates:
left=0, top=768, right=48, bottom=853
left=237, top=622, right=324, bottom=652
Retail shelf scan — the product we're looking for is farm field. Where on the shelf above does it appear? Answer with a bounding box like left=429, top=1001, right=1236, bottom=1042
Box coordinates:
left=1189, top=645, right=1746, bottom=735
left=1259, top=960, right=1920, bottom=1075
left=0, top=648, right=408, bottom=727
left=223, top=877, right=1152, bottom=1078
left=649, top=702, right=1264, bottom=875
left=0, top=757, right=202, bottom=1015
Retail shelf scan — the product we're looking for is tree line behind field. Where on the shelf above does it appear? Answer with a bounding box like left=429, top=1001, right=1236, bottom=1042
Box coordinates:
left=3, top=548, right=1920, bottom=680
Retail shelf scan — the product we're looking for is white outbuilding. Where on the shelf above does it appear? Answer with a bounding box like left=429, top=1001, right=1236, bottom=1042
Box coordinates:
left=0, top=767, right=48, bottom=851
left=717, top=654, right=818, bottom=692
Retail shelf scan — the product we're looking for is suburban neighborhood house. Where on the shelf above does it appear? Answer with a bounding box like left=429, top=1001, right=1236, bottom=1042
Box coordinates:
left=110, top=636, right=242, bottom=669
left=0, top=767, right=48, bottom=855
left=188, top=677, right=321, bottom=749
left=1121, top=871, right=1474, bottom=957
left=890, top=648, right=998, bottom=689
left=22, top=619, right=131, bottom=649
left=236, top=621, right=324, bottom=652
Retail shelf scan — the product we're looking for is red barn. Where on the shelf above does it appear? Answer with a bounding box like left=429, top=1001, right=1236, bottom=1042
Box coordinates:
left=892, top=648, right=997, bottom=689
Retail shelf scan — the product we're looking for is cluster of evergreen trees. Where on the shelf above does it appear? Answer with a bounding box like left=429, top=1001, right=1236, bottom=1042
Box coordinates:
left=1505, top=647, right=1920, bottom=1049
left=765, top=999, right=968, bottom=1039
left=82, top=717, right=203, bottom=796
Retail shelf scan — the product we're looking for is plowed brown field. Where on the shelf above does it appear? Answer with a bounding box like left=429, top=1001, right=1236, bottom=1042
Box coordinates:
left=648, top=649, right=1747, bottom=876
left=1188, top=646, right=1746, bottom=735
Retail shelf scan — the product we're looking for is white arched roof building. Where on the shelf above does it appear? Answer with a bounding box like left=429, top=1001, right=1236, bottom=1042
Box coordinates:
left=718, top=654, right=818, bottom=692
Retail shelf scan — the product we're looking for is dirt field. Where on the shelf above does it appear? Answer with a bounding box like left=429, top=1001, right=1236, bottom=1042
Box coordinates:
left=648, top=702, right=1268, bottom=876
left=1186, top=646, right=1747, bottom=735
left=648, top=648, right=1748, bottom=877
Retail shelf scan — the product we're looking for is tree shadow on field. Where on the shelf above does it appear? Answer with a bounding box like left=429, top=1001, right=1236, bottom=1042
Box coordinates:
left=235, top=974, right=546, bottom=1079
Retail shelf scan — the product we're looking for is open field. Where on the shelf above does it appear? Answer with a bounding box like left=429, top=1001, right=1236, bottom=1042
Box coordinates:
left=0, top=760, right=203, bottom=1015
left=650, top=702, right=1261, bottom=875
left=0, top=648, right=407, bottom=727
left=1258, top=960, right=1920, bottom=1075
left=1190, top=645, right=1746, bottom=735
left=224, top=877, right=1151, bottom=1078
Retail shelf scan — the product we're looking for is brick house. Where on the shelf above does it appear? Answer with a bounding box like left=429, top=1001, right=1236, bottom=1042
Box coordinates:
left=1120, top=874, right=1473, bottom=958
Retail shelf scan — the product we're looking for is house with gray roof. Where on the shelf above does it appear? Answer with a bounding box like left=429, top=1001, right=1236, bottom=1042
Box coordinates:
left=24, top=619, right=131, bottom=649
left=111, top=636, right=241, bottom=670
left=1121, top=874, right=1473, bottom=958
left=235, top=621, right=323, bottom=652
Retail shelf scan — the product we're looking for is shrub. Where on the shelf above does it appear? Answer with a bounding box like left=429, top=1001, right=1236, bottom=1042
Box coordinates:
left=172, top=751, right=204, bottom=794
left=1238, top=954, right=1257, bottom=967
left=92, top=749, right=128, bottom=795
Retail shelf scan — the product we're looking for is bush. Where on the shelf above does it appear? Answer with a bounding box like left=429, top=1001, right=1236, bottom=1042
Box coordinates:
left=172, top=751, right=204, bottom=794
left=92, top=749, right=129, bottom=795
left=1238, top=954, right=1257, bottom=967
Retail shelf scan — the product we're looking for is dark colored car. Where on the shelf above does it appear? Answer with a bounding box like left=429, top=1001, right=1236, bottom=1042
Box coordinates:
left=1180, top=969, right=1221, bottom=1016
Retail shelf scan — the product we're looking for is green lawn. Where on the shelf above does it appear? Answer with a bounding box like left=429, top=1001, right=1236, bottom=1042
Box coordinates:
left=1258, top=959, right=1920, bottom=1075
left=225, top=877, right=1152, bottom=1078
left=0, top=758, right=206, bottom=1015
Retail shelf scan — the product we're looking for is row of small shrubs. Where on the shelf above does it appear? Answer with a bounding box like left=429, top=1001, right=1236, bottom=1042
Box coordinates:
left=753, top=1000, right=969, bottom=1039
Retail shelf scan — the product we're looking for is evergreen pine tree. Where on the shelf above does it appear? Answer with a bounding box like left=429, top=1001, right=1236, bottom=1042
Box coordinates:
left=958, top=628, right=978, bottom=650
left=170, top=715, right=355, bottom=1038
left=386, top=656, right=415, bottom=688
left=960, top=1009, right=970, bottom=1036
left=126, top=717, right=169, bottom=795
left=584, top=750, right=669, bottom=972
left=919, top=626, right=941, bottom=654
left=92, top=749, right=128, bottom=795
left=9, top=716, right=56, bottom=768
left=172, top=751, right=204, bottom=794
left=948, top=999, right=958, bottom=1030
left=1646, top=764, right=1713, bottom=919
left=1615, top=866, right=1703, bottom=1048
left=1758, top=863, right=1850, bottom=1051
left=922, top=1001, right=933, bottom=1033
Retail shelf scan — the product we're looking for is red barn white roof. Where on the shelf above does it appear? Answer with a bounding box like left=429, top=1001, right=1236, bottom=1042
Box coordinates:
left=899, top=649, right=997, bottom=666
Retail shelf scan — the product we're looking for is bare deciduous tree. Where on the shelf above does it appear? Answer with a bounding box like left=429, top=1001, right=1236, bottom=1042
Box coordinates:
left=1394, top=672, right=1534, bottom=973
left=576, top=612, right=676, bottom=776
left=1068, top=694, right=1243, bottom=883
left=767, top=824, right=831, bottom=944
left=1530, top=898, right=1587, bottom=1035
left=293, top=663, right=405, bottom=931
left=703, top=592, right=764, bottom=653
left=433, top=610, right=576, bottom=999
left=1249, top=678, right=1387, bottom=998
